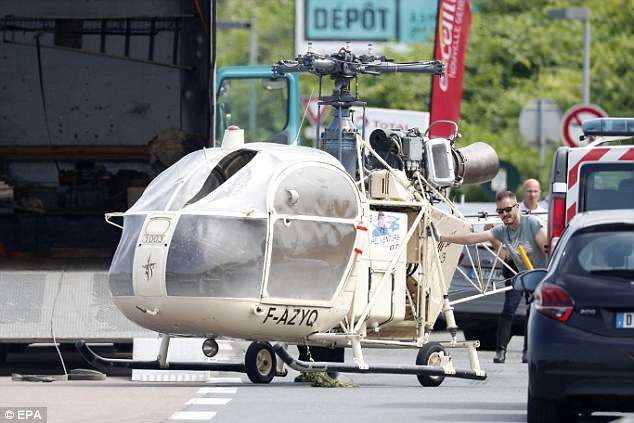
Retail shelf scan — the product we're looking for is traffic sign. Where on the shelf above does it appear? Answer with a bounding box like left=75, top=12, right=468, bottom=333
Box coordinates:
left=561, top=104, right=607, bottom=147
left=519, top=99, right=561, bottom=145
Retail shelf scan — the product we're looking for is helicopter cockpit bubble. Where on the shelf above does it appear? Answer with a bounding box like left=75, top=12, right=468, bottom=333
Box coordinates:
left=108, top=142, right=362, bottom=337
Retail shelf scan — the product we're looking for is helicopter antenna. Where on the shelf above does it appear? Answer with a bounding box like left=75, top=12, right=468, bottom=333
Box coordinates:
left=293, top=85, right=316, bottom=146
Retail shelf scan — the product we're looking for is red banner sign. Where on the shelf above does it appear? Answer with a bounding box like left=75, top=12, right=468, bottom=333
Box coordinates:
left=429, top=0, right=472, bottom=138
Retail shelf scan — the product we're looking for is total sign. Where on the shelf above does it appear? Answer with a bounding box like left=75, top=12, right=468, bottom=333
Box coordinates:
left=351, top=107, right=430, bottom=139
left=561, top=104, right=608, bottom=147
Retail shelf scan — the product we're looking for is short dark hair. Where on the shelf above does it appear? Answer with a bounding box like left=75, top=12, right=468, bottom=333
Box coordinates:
left=495, top=191, right=516, bottom=202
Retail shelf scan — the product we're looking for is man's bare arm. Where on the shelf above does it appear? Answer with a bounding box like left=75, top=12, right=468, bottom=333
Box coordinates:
left=535, top=227, right=548, bottom=255
left=439, top=230, right=496, bottom=246
left=489, top=237, right=507, bottom=260
left=484, top=224, right=507, bottom=260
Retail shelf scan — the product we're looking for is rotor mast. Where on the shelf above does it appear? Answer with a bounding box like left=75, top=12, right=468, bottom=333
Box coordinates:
left=273, top=48, right=445, bottom=177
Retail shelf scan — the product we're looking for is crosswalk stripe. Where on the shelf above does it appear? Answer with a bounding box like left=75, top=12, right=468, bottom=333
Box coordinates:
left=186, top=398, right=232, bottom=406
left=169, top=411, right=216, bottom=420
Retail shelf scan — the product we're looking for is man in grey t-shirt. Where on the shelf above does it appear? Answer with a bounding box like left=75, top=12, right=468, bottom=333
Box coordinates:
left=438, top=191, right=548, bottom=362
left=484, top=180, right=548, bottom=362
left=491, top=212, right=547, bottom=270
left=438, top=190, right=548, bottom=272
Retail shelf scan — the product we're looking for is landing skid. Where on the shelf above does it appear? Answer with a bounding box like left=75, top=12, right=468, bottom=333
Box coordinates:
left=273, top=344, right=486, bottom=381
left=75, top=340, right=486, bottom=383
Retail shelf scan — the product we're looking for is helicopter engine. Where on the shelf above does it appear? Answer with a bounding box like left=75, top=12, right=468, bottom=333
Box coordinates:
left=367, top=127, right=500, bottom=188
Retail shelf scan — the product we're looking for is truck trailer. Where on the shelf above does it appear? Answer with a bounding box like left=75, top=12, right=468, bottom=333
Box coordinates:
left=0, top=0, right=298, bottom=360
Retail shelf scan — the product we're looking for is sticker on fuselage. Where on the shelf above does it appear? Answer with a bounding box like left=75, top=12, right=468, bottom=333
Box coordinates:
left=370, top=211, right=405, bottom=251
left=262, top=307, right=319, bottom=327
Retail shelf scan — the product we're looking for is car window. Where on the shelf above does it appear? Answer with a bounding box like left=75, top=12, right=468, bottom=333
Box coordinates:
left=548, top=225, right=571, bottom=267
left=561, top=229, right=634, bottom=278
left=547, top=221, right=579, bottom=272
left=579, top=162, right=634, bottom=212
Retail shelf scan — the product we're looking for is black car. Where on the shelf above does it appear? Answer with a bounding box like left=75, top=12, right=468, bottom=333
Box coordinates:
left=516, top=210, right=634, bottom=422
left=442, top=244, right=527, bottom=350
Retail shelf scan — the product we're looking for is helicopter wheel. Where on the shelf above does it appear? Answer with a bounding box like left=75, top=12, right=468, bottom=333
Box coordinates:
left=245, top=341, right=277, bottom=384
left=416, top=342, right=446, bottom=387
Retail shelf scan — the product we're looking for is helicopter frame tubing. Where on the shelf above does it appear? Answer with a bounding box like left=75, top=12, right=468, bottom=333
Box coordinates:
left=286, top=134, right=511, bottom=381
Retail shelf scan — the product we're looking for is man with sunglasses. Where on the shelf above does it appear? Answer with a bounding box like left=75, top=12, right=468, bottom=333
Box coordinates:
left=488, top=180, right=547, bottom=362
left=438, top=190, right=548, bottom=363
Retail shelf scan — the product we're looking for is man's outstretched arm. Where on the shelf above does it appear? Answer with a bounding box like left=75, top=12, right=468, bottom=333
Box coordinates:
left=439, top=230, right=496, bottom=246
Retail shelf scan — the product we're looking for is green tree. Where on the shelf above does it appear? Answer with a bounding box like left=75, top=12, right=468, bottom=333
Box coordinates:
left=216, top=0, right=294, bottom=67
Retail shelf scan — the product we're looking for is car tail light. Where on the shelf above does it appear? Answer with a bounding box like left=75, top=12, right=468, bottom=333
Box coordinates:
left=534, top=282, right=574, bottom=322
left=548, top=197, right=566, bottom=254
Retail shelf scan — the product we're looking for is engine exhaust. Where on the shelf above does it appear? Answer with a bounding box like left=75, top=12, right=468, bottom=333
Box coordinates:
left=452, top=142, right=500, bottom=185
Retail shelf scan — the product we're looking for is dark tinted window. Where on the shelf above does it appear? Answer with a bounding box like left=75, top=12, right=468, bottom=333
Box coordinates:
left=560, top=229, right=634, bottom=279
left=186, top=150, right=257, bottom=205
left=579, top=162, right=634, bottom=211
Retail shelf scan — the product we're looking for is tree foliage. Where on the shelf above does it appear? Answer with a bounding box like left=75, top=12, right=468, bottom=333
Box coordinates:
left=460, top=0, right=634, bottom=194
left=216, top=0, right=294, bottom=67
left=215, top=0, right=634, bottom=197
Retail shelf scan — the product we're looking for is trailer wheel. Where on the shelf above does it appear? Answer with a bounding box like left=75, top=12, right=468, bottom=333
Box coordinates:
left=416, top=342, right=446, bottom=387
left=245, top=342, right=276, bottom=384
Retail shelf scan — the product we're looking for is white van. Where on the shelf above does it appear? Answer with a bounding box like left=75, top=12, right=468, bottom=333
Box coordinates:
left=548, top=118, right=634, bottom=251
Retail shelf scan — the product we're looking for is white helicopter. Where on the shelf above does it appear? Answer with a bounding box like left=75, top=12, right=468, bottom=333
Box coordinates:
left=78, top=50, right=510, bottom=386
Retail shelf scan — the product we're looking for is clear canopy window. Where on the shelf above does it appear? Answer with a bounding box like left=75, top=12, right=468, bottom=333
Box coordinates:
left=109, top=215, right=145, bottom=297
left=273, top=165, right=358, bottom=218
left=266, top=220, right=356, bottom=301
left=166, top=215, right=267, bottom=298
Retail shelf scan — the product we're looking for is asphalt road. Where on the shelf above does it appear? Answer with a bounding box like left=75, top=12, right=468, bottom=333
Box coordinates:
left=0, top=336, right=631, bottom=423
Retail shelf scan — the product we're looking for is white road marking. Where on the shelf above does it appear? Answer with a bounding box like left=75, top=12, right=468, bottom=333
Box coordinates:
left=169, top=411, right=216, bottom=420
left=169, top=374, right=241, bottom=421
left=186, top=398, right=232, bottom=406
left=135, top=373, right=209, bottom=382
left=206, top=377, right=242, bottom=384
left=197, top=387, right=238, bottom=394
